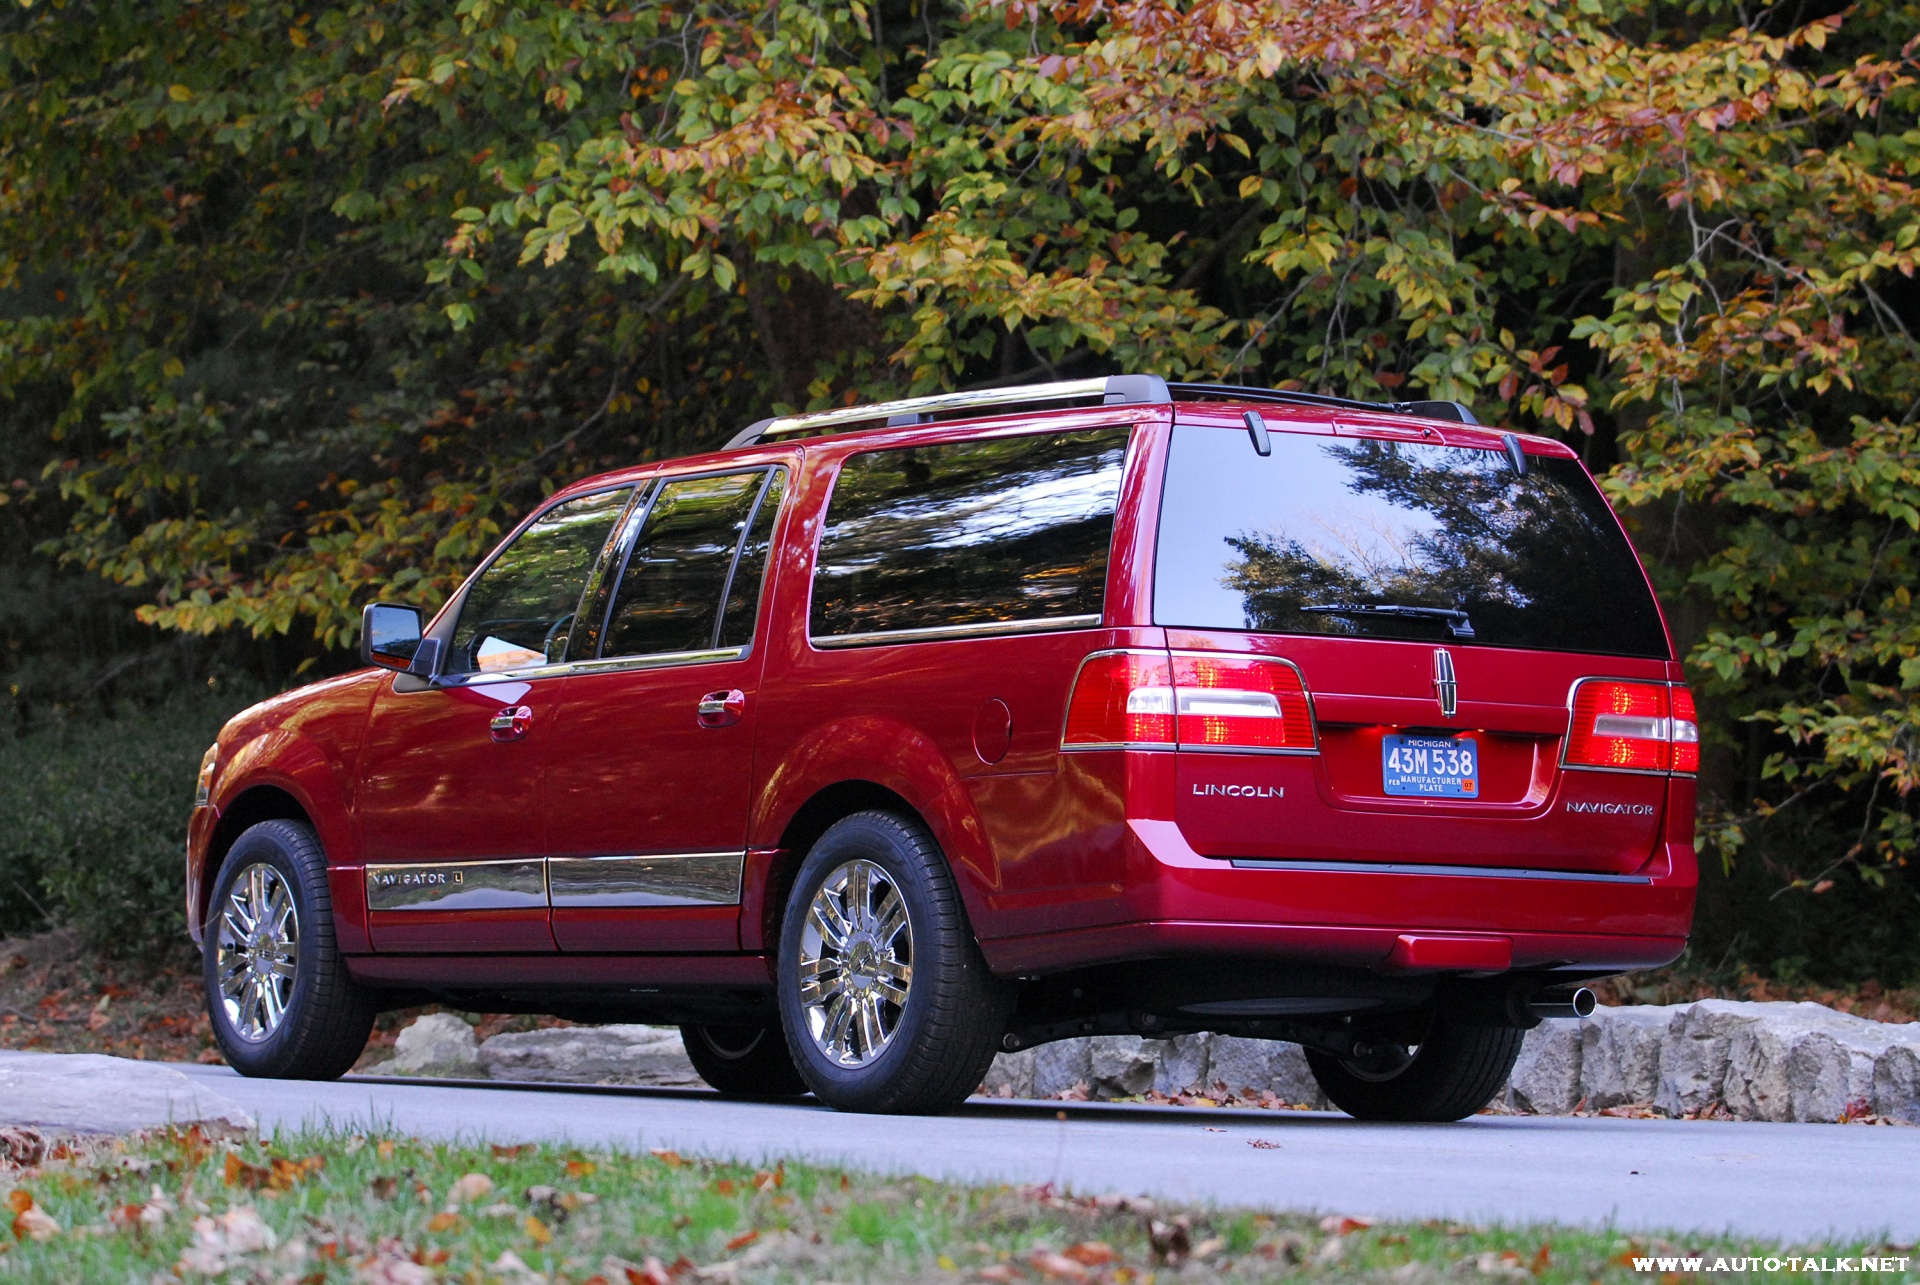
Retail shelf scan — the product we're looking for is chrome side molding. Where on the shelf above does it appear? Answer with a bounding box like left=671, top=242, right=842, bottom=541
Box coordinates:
left=366, top=859, right=548, bottom=912
left=368, top=852, right=747, bottom=912
left=548, top=853, right=744, bottom=909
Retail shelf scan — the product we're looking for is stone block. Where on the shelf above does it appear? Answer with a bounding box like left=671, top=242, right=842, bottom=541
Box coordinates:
left=1507, top=1021, right=1583, bottom=1115
left=1873, top=1042, right=1920, bottom=1124
left=1206, top=1036, right=1276, bottom=1098
left=1153, top=1033, right=1212, bottom=1095
left=1031, top=1039, right=1092, bottom=1098
left=0, top=1051, right=254, bottom=1134
left=478, top=1025, right=700, bottom=1086
left=1088, top=1036, right=1157, bottom=1097
left=388, top=1013, right=482, bottom=1077
left=980, top=1048, right=1036, bottom=1099
left=1579, top=1005, right=1669, bottom=1109
left=1268, top=1043, right=1328, bottom=1109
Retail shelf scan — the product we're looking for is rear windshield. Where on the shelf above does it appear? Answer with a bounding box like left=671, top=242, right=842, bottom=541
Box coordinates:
left=1154, top=426, right=1668, bottom=658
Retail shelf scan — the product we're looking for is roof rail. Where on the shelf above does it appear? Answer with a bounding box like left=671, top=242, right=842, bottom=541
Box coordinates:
left=722, top=375, right=1169, bottom=448
left=721, top=375, right=1475, bottom=448
left=1164, top=382, right=1478, bottom=425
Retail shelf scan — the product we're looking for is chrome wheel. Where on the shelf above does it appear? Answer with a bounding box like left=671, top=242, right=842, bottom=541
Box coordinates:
left=796, top=859, right=913, bottom=1068
left=213, top=862, right=299, bottom=1043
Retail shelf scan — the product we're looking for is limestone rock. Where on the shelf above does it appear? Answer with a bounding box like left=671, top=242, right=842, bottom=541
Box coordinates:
left=1088, top=1036, right=1158, bottom=1097
left=1873, top=1043, right=1920, bottom=1124
left=478, top=1025, right=700, bottom=1087
left=1205, top=1036, right=1275, bottom=1098
left=1153, top=1033, right=1213, bottom=1096
left=1269, top=1042, right=1329, bottom=1109
left=1031, top=1038, right=1092, bottom=1098
left=387, top=1013, right=482, bottom=1077
left=1579, top=1005, right=1669, bottom=1109
left=980, top=1048, right=1036, bottom=1099
left=0, top=1051, right=254, bottom=1134
left=1507, top=1020, right=1584, bottom=1115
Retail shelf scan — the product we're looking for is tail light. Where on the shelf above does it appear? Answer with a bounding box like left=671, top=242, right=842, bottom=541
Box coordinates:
left=1170, top=653, right=1316, bottom=751
left=1063, top=650, right=1316, bottom=752
left=1062, top=651, right=1175, bottom=748
left=1565, top=679, right=1698, bottom=774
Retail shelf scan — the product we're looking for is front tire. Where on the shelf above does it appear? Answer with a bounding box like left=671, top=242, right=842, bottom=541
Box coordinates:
left=203, top=819, right=375, bottom=1079
left=680, top=1024, right=808, bottom=1098
left=1306, top=1014, right=1524, bottom=1122
left=776, top=811, right=1007, bottom=1114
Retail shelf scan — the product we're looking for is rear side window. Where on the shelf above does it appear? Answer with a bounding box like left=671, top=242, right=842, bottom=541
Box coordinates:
left=1153, top=427, right=1668, bottom=658
left=810, top=427, right=1130, bottom=643
left=601, top=469, right=779, bottom=659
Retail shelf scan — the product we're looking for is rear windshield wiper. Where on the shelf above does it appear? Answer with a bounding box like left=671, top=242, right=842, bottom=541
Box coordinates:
left=1300, top=602, right=1476, bottom=640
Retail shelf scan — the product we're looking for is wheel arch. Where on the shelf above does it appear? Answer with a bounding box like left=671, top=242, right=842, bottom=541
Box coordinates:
left=198, top=785, right=313, bottom=930
left=750, top=780, right=922, bottom=955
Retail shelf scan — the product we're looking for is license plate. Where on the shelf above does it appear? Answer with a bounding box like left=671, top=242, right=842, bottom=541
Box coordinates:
left=1382, top=734, right=1479, bottom=798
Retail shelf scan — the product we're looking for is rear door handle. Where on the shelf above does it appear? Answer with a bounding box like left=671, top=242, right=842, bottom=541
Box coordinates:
left=696, top=689, right=746, bottom=728
left=490, top=705, right=532, bottom=742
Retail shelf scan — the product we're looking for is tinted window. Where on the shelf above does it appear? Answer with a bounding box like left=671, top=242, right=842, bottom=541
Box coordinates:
left=447, top=487, right=633, bottom=675
left=601, top=471, right=767, bottom=658
left=1154, top=427, right=1668, bottom=657
left=719, top=469, right=785, bottom=649
left=810, top=428, right=1129, bottom=641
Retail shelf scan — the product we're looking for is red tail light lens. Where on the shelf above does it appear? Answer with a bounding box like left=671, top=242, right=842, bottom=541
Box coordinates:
left=1063, top=651, right=1175, bottom=747
left=1062, top=650, right=1317, bottom=752
left=1171, top=653, right=1315, bottom=751
left=1670, top=686, right=1700, bottom=773
left=1565, top=679, right=1698, bottom=773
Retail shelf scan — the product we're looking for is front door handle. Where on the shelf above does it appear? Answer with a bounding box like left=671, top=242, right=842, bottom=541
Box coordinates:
left=490, top=704, right=533, bottom=742
left=696, top=689, right=746, bottom=728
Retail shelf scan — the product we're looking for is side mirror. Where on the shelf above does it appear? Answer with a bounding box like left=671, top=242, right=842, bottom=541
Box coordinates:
left=361, top=603, right=426, bottom=672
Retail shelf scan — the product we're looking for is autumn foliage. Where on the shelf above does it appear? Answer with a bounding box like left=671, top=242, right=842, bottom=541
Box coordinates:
left=1, top=0, right=1917, bottom=970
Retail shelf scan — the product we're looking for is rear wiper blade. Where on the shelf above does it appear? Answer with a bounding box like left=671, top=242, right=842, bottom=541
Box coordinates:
left=1300, top=602, right=1475, bottom=640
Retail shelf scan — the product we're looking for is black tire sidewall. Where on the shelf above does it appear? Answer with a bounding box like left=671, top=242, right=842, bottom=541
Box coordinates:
left=775, top=811, right=1000, bottom=1113
left=203, top=819, right=369, bottom=1079
left=1306, top=1019, right=1525, bottom=1122
left=679, top=1023, right=808, bottom=1098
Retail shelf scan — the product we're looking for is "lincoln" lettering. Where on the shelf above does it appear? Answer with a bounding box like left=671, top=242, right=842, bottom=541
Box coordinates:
left=1192, top=784, right=1284, bottom=799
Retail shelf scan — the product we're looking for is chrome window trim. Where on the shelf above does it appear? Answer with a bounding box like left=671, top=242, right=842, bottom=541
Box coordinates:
left=1227, top=858, right=1653, bottom=884
left=811, top=614, right=1103, bottom=650
left=568, top=646, right=748, bottom=677
left=548, top=852, right=745, bottom=908
left=366, top=859, right=549, bottom=912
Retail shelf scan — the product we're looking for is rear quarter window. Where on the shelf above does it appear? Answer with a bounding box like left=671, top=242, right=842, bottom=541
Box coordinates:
left=1153, top=426, right=1669, bottom=658
left=810, top=427, right=1131, bottom=643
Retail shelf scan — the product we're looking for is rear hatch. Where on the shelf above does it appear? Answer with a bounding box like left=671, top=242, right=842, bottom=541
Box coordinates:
left=1153, top=410, right=1683, bottom=875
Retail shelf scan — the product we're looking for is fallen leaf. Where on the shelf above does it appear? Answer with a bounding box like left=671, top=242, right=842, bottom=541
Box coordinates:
left=566, top=1160, right=597, bottom=1178
left=224, top=1153, right=272, bottom=1189
left=725, top=1229, right=758, bottom=1251
left=368, top=1176, right=400, bottom=1201
left=1031, top=1249, right=1089, bottom=1279
left=712, top=1179, right=736, bottom=1195
left=491, top=1144, right=528, bottom=1159
left=5, top=1192, right=30, bottom=1216
left=1319, top=1214, right=1375, bottom=1235
left=1064, top=1241, right=1114, bottom=1265
left=446, top=1173, right=493, bottom=1205
left=1249, top=1138, right=1281, bottom=1149
left=12, top=1206, right=60, bottom=1242
left=524, top=1214, right=552, bottom=1245
left=648, top=1149, right=683, bottom=1167
left=625, top=1260, right=672, bottom=1285
left=1193, top=1236, right=1226, bottom=1259
left=426, top=1211, right=461, bottom=1232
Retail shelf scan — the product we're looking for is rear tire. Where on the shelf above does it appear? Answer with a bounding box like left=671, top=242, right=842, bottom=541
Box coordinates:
left=1306, top=1015, right=1523, bottom=1122
left=203, top=819, right=376, bottom=1080
left=776, top=810, right=1007, bottom=1114
left=680, top=1024, right=809, bottom=1098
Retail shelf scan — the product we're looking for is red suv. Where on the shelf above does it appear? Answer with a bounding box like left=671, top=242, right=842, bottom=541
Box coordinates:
left=187, top=376, right=1696, bottom=1119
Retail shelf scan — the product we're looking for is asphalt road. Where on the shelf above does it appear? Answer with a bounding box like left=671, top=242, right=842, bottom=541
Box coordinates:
left=175, top=1064, right=1920, bottom=1244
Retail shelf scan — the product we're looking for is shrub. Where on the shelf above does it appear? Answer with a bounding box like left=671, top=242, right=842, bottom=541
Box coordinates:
left=0, top=685, right=261, bottom=958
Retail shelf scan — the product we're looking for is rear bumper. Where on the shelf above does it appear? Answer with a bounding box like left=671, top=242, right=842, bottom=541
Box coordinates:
left=977, top=817, right=1694, bottom=976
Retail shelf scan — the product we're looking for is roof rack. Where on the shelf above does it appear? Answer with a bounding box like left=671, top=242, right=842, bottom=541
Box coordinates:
left=722, top=375, right=1474, bottom=448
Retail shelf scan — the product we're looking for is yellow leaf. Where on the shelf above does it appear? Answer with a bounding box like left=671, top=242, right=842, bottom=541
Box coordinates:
left=1239, top=175, right=1263, bottom=199
left=524, top=1215, right=552, bottom=1245
left=168, top=84, right=193, bottom=102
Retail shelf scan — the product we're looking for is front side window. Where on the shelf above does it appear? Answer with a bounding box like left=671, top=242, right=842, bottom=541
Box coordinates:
left=1153, top=427, right=1668, bottom=657
left=809, top=427, right=1130, bottom=643
left=447, top=487, right=634, bottom=676
left=600, top=469, right=779, bottom=659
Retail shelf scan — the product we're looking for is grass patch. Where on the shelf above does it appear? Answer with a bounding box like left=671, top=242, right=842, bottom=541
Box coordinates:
left=1, top=1129, right=1912, bottom=1283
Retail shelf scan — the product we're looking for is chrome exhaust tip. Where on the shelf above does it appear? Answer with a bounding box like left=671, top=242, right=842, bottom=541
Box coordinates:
left=1526, top=987, right=1597, bottom=1021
